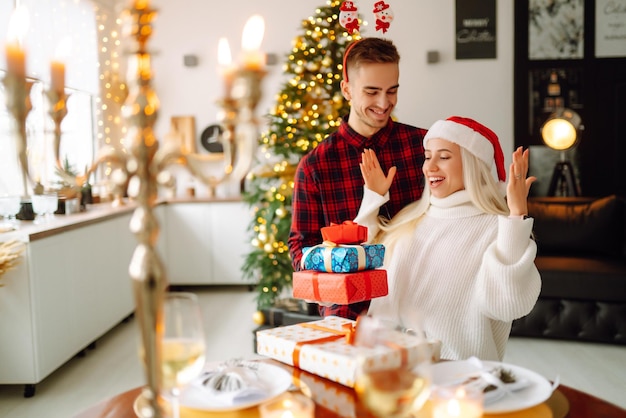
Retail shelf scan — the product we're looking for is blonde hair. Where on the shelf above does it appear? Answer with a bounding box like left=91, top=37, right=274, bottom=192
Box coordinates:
left=373, top=148, right=509, bottom=255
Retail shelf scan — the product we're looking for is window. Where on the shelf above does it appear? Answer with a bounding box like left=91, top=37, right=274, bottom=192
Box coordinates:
left=0, top=0, right=98, bottom=196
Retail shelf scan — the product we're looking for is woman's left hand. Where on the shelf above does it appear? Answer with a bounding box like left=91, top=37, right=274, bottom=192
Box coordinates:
left=360, top=148, right=396, bottom=196
left=506, top=146, right=536, bottom=217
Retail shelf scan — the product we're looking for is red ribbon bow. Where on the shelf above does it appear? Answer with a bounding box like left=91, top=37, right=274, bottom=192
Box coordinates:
left=321, top=221, right=367, bottom=244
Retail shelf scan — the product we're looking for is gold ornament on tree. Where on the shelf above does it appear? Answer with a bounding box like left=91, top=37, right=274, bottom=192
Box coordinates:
left=252, top=310, right=265, bottom=325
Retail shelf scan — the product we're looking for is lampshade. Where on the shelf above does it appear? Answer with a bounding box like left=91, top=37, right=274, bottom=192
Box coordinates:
left=540, top=108, right=582, bottom=151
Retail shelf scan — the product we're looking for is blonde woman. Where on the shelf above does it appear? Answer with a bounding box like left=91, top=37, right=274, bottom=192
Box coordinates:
left=355, top=116, right=541, bottom=361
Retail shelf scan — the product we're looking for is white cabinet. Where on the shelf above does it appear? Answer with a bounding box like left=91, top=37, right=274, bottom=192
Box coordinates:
left=163, top=200, right=251, bottom=285
left=0, top=212, right=135, bottom=389
left=0, top=261, right=37, bottom=384
left=0, top=200, right=251, bottom=392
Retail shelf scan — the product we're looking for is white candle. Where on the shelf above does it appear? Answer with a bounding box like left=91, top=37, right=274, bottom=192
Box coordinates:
left=241, top=14, right=265, bottom=71
left=431, top=387, right=483, bottom=418
left=259, top=393, right=314, bottom=418
left=5, top=4, right=29, bottom=78
left=50, top=60, right=65, bottom=93
left=6, top=43, right=26, bottom=78
left=432, top=398, right=483, bottom=418
left=50, top=37, right=71, bottom=94
left=217, top=37, right=236, bottom=96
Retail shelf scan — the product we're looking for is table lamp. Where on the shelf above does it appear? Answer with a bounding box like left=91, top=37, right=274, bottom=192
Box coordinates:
left=540, top=108, right=582, bottom=196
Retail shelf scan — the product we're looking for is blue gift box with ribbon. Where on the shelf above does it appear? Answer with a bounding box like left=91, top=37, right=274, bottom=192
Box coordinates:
left=301, top=242, right=385, bottom=273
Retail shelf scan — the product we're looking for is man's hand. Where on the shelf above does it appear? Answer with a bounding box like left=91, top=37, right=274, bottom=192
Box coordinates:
left=359, top=148, right=396, bottom=196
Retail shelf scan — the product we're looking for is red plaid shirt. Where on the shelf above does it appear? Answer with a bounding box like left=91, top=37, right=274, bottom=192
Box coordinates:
left=289, top=117, right=427, bottom=320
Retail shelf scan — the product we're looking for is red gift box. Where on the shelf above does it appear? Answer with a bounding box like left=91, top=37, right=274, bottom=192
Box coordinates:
left=321, top=221, right=367, bottom=244
left=292, top=269, right=388, bottom=304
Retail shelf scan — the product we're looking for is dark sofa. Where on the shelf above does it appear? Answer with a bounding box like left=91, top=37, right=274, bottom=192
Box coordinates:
left=510, top=195, right=626, bottom=345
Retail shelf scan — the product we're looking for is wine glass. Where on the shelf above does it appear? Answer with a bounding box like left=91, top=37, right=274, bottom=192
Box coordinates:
left=31, top=194, right=48, bottom=224
left=354, top=315, right=432, bottom=418
left=161, top=292, right=207, bottom=418
left=0, top=195, right=21, bottom=230
left=44, top=192, right=58, bottom=220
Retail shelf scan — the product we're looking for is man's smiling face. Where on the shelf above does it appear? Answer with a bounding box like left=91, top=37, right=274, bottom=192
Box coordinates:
left=341, top=62, right=399, bottom=138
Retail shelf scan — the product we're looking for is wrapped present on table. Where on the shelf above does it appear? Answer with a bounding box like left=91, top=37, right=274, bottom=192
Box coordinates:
left=265, top=358, right=360, bottom=418
left=301, top=242, right=385, bottom=273
left=292, top=269, right=388, bottom=304
left=293, top=365, right=360, bottom=417
left=321, top=221, right=368, bottom=244
left=256, top=316, right=439, bottom=388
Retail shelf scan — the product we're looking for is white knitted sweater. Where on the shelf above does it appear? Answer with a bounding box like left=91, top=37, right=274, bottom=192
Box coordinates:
left=355, top=189, right=541, bottom=361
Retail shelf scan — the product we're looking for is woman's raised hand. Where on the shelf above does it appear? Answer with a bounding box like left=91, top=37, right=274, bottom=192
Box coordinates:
left=506, top=146, right=536, bottom=216
left=359, top=148, right=396, bottom=196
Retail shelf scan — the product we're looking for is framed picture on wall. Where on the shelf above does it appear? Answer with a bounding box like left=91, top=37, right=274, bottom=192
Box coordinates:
left=595, top=0, right=626, bottom=58
left=169, top=116, right=197, bottom=154
left=528, top=0, right=585, bottom=60
left=455, top=0, right=497, bottom=59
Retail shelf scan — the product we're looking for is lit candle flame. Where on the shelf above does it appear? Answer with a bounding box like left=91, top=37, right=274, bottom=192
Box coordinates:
left=54, top=37, right=73, bottom=61
left=7, top=4, right=30, bottom=45
left=217, top=37, right=232, bottom=66
left=241, top=15, right=265, bottom=70
left=241, top=15, right=265, bottom=51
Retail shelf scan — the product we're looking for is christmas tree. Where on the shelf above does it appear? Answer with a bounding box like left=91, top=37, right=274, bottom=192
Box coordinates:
left=242, top=0, right=359, bottom=310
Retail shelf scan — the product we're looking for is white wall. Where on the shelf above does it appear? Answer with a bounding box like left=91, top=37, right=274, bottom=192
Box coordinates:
left=150, top=0, right=515, bottom=163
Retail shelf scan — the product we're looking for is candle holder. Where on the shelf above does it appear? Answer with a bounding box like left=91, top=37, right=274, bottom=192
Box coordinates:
left=431, top=385, right=484, bottom=418
left=119, top=4, right=265, bottom=416
left=2, top=72, right=34, bottom=198
left=4, top=1, right=265, bottom=417
left=259, top=392, right=315, bottom=418
left=46, top=89, right=82, bottom=188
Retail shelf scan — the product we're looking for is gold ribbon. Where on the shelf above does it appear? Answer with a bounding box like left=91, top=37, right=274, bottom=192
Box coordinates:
left=301, top=240, right=366, bottom=272
left=290, top=318, right=410, bottom=382
left=291, top=320, right=358, bottom=369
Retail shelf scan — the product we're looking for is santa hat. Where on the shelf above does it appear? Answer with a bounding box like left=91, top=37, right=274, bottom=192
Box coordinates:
left=373, top=1, right=390, bottom=12
left=424, top=116, right=506, bottom=182
left=341, top=1, right=357, bottom=12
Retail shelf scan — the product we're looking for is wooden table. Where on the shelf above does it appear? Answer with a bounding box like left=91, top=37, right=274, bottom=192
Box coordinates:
left=74, top=362, right=625, bottom=418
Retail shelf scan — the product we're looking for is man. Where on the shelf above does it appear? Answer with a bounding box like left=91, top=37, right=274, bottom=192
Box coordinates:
left=288, top=37, right=427, bottom=320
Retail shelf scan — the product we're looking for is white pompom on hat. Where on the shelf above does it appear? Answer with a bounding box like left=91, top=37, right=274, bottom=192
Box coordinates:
left=424, top=116, right=506, bottom=182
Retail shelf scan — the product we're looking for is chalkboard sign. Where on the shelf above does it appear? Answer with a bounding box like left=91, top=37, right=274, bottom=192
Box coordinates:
left=456, top=0, right=497, bottom=60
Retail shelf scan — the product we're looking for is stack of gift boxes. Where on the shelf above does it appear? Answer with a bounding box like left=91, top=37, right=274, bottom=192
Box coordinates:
left=292, top=221, right=388, bottom=305
left=256, top=222, right=441, bottom=415
left=255, top=222, right=391, bottom=416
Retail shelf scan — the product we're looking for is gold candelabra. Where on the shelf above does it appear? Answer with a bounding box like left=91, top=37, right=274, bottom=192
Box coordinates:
left=2, top=73, right=34, bottom=197
left=3, top=2, right=265, bottom=417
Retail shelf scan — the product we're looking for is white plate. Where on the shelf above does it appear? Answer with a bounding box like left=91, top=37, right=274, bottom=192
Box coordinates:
left=178, top=361, right=292, bottom=412
left=431, top=360, right=553, bottom=414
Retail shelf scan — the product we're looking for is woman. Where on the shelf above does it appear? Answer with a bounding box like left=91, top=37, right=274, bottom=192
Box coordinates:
left=355, top=116, right=541, bottom=361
